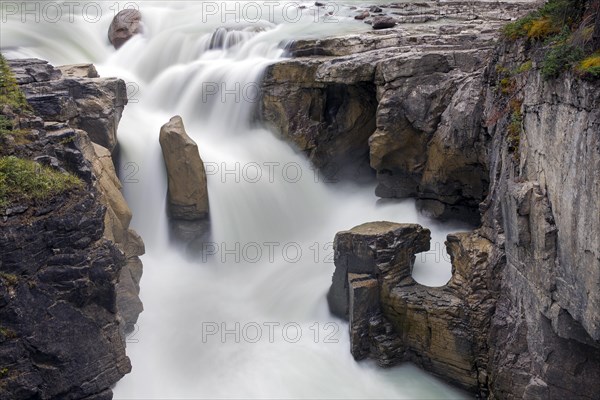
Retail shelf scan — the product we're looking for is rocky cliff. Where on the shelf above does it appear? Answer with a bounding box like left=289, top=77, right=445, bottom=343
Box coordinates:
left=261, top=1, right=540, bottom=224
left=0, top=58, right=143, bottom=399
left=481, top=38, right=600, bottom=399
left=260, top=1, right=600, bottom=398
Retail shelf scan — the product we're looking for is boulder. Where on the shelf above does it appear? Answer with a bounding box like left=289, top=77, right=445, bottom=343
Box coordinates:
left=159, top=116, right=209, bottom=220
left=108, top=9, right=143, bottom=50
left=355, top=10, right=370, bottom=20
left=159, top=116, right=211, bottom=248
left=372, top=16, right=397, bottom=30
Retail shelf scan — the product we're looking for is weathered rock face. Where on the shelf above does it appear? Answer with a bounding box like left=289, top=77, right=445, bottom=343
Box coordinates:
left=328, top=223, right=501, bottom=395
left=1, top=58, right=144, bottom=398
left=260, top=2, right=536, bottom=221
left=328, top=222, right=430, bottom=319
left=9, top=59, right=127, bottom=152
left=75, top=132, right=144, bottom=333
left=261, top=62, right=377, bottom=180
left=480, top=40, right=600, bottom=399
left=159, top=116, right=210, bottom=247
left=108, top=9, right=143, bottom=50
left=321, top=16, right=600, bottom=400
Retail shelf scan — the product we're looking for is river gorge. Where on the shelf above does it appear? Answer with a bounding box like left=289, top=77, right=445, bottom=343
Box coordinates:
left=1, top=1, right=599, bottom=399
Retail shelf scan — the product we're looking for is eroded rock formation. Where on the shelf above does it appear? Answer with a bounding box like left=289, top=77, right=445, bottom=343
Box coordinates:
left=328, top=223, right=501, bottom=394
left=265, top=2, right=600, bottom=399
left=260, top=1, right=537, bottom=222
left=159, top=116, right=211, bottom=248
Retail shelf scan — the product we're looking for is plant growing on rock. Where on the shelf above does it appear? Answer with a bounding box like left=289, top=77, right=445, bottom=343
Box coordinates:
left=0, top=156, right=83, bottom=209
left=0, top=54, right=31, bottom=112
left=575, top=53, right=600, bottom=77
left=502, top=0, right=599, bottom=79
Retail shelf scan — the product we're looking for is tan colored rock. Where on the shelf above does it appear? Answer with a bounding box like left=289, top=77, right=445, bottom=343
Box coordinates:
left=159, top=115, right=209, bottom=220
left=58, top=63, right=99, bottom=78
left=74, top=129, right=144, bottom=333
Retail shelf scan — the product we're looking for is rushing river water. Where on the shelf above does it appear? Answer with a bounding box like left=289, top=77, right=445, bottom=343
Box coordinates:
left=2, top=1, right=471, bottom=398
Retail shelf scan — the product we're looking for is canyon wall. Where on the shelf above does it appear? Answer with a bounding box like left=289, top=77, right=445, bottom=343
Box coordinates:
left=261, top=1, right=538, bottom=224
left=260, top=2, right=600, bottom=398
left=0, top=59, right=143, bottom=399
left=481, top=40, right=600, bottom=400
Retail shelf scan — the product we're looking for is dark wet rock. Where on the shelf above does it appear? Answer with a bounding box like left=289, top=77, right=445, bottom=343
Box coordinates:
left=8, top=59, right=127, bottom=153
left=1, top=58, right=145, bottom=398
left=372, top=16, right=397, bottom=30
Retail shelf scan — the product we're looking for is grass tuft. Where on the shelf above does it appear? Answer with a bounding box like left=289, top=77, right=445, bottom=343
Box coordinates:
left=0, top=156, right=83, bottom=209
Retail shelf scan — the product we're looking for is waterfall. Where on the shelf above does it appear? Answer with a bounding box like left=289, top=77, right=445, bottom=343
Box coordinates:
left=1, top=1, right=470, bottom=398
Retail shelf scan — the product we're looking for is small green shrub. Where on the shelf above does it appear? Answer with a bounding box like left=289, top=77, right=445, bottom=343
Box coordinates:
left=503, top=13, right=539, bottom=40
left=541, top=42, right=584, bottom=78
left=500, top=77, right=516, bottom=95
left=517, top=60, right=534, bottom=73
left=576, top=54, right=600, bottom=77
left=0, top=156, right=83, bottom=209
left=0, top=54, right=30, bottom=111
left=527, top=17, right=560, bottom=39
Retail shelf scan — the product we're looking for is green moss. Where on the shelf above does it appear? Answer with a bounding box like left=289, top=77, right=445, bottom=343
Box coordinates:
left=500, top=77, right=516, bottom=95
left=517, top=60, right=534, bottom=73
left=0, top=367, right=8, bottom=379
left=0, top=156, right=83, bottom=209
left=0, top=54, right=31, bottom=112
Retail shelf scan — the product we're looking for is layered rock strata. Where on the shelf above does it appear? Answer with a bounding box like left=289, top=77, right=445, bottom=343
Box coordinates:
left=1, top=58, right=143, bottom=398
left=329, top=223, right=501, bottom=395
left=260, top=1, right=539, bottom=223
left=311, top=3, right=600, bottom=399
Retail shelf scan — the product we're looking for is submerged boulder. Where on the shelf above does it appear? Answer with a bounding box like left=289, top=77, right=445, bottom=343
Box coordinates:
left=108, top=9, right=143, bottom=50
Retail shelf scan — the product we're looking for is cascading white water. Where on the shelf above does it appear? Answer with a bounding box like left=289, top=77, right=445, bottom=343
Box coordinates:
left=2, top=2, right=472, bottom=398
